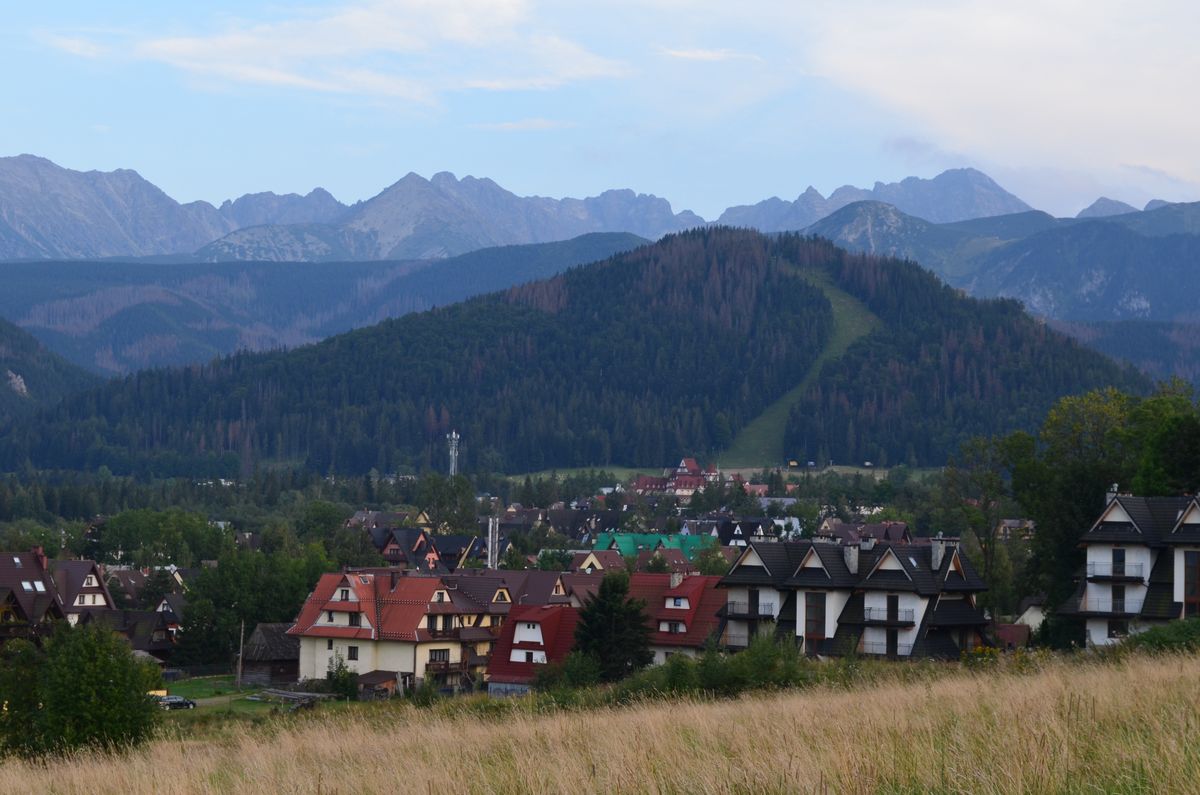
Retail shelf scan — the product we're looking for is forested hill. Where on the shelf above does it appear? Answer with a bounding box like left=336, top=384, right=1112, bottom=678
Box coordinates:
left=0, top=318, right=99, bottom=423
left=0, top=229, right=1146, bottom=477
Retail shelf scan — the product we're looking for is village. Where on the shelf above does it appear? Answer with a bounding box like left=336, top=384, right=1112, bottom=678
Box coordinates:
left=1, top=456, right=1191, bottom=707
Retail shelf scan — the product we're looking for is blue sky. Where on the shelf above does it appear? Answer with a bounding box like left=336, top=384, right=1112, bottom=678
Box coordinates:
left=5, top=1, right=1199, bottom=218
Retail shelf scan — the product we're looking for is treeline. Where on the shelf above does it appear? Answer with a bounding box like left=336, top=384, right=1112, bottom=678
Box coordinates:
left=782, top=244, right=1148, bottom=466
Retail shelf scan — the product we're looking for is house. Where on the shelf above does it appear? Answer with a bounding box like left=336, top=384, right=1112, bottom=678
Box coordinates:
left=82, top=609, right=176, bottom=660
left=1014, top=595, right=1047, bottom=632
left=289, top=567, right=573, bottom=693
left=720, top=536, right=989, bottom=659
left=817, top=519, right=912, bottom=546
left=626, top=573, right=726, bottom=664
left=569, top=550, right=626, bottom=574
left=107, top=568, right=147, bottom=607
left=366, top=527, right=444, bottom=570
left=486, top=604, right=580, bottom=696
left=1057, top=492, right=1200, bottom=647
left=242, top=622, right=300, bottom=686
left=50, top=559, right=113, bottom=625
left=0, top=547, right=65, bottom=645
left=594, top=532, right=718, bottom=561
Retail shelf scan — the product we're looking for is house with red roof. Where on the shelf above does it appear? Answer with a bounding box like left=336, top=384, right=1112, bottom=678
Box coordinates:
left=626, top=573, right=726, bottom=664
left=569, top=550, right=626, bottom=574
left=486, top=603, right=580, bottom=696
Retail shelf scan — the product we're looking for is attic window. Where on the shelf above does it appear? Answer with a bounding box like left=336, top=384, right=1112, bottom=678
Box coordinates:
left=33, top=581, right=45, bottom=593
left=359, top=577, right=369, bottom=585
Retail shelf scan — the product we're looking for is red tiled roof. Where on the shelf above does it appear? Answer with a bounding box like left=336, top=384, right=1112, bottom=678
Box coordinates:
left=634, top=548, right=692, bottom=574
left=287, top=573, right=440, bottom=642
left=626, top=573, right=725, bottom=649
left=486, top=604, right=580, bottom=685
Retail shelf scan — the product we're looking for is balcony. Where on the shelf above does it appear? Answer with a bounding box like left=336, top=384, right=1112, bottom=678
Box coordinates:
left=424, top=659, right=466, bottom=673
left=1086, top=563, right=1145, bottom=581
left=861, top=641, right=914, bottom=657
left=1077, top=597, right=1144, bottom=616
left=862, top=607, right=916, bottom=626
left=427, top=627, right=460, bottom=640
left=725, top=601, right=776, bottom=619
left=724, top=630, right=750, bottom=648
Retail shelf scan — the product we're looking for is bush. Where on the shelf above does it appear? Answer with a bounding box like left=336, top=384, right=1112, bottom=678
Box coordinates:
left=1123, top=618, right=1200, bottom=653
left=325, top=652, right=357, bottom=700
left=0, top=625, right=161, bottom=757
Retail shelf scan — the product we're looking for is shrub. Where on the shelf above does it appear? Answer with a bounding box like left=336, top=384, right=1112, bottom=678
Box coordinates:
left=1123, top=618, right=1200, bottom=653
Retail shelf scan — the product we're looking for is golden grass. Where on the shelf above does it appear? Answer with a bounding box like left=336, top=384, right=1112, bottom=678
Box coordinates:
left=5, top=654, right=1200, bottom=794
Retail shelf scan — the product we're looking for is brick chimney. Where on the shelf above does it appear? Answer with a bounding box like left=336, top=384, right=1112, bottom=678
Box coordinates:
left=31, top=545, right=48, bottom=573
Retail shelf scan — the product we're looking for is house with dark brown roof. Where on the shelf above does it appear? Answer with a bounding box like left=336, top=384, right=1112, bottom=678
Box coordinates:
left=1058, top=492, right=1200, bottom=647
left=569, top=550, right=626, bottom=574
left=0, top=547, right=65, bottom=645
left=242, top=622, right=300, bottom=686
left=50, top=559, right=113, bottom=625
left=720, top=536, right=988, bottom=659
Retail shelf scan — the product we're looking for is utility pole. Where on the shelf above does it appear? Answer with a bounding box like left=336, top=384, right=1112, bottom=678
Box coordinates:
left=236, top=619, right=245, bottom=690
left=487, top=515, right=499, bottom=570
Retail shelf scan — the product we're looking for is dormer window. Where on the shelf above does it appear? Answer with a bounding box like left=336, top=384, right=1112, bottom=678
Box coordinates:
left=84, top=575, right=96, bottom=587
left=326, top=610, right=334, bottom=622
left=435, top=592, right=446, bottom=603
left=673, top=597, right=683, bottom=607
left=12, top=557, right=20, bottom=568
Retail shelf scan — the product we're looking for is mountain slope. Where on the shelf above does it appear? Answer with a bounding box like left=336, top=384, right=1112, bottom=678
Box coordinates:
left=0, top=230, right=1144, bottom=476
left=0, top=317, right=99, bottom=422
left=0, top=233, right=645, bottom=374
left=718, top=168, right=1032, bottom=230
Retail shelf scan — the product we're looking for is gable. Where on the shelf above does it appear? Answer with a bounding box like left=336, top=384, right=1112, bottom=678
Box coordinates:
left=1175, top=502, right=1200, bottom=532
left=865, top=548, right=912, bottom=580
left=1100, top=501, right=1135, bottom=527
left=798, top=547, right=829, bottom=576
left=734, top=546, right=769, bottom=573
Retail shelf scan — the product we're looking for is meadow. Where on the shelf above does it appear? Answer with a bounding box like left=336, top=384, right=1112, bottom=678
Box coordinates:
left=2, top=651, right=1198, bottom=794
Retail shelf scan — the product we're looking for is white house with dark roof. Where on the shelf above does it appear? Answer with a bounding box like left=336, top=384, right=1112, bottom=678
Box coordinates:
left=1060, top=493, right=1199, bottom=647
left=720, top=536, right=989, bottom=659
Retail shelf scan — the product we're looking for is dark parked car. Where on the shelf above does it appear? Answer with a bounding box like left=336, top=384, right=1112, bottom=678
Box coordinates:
left=157, top=695, right=196, bottom=710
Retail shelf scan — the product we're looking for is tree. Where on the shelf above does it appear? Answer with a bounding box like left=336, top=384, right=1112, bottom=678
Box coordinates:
left=643, top=552, right=671, bottom=573
left=536, top=548, right=572, bottom=571
left=574, top=571, right=652, bottom=682
left=694, top=545, right=732, bottom=576
left=0, top=625, right=161, bottom=756
left=326, top=651, right=357, bottom=700
left=500, top=546, right=527, bottom=570
left=138, top=567, right=177, bottom=610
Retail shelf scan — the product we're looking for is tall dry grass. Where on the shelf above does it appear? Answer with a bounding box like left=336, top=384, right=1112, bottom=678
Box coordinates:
left=3, top=653, right=1199, bottom=794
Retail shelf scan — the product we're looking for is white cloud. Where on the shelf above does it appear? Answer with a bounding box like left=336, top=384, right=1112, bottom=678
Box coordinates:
left=794, top=1, right=1200, bottom=203
left=44, top=34, right=108, bottom=58
left=53, top=1, right=625, bottom=103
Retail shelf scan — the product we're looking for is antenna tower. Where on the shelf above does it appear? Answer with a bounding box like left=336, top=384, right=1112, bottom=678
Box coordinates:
left=447, top=430, right=460, bottom=477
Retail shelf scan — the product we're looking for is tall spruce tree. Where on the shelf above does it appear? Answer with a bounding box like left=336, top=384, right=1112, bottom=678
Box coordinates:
left=574, top=571, right=652, bottom=682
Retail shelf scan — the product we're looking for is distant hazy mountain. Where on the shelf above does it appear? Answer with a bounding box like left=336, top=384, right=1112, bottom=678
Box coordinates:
left=0, top=233, right=646, bottom=374
left=0, top=155, right=355, bottom=261
left=1144, top=199, right=1174, bottom=211
left=204, top=172, right=704, bottom=261
left=718, top=168, right=1032, bottom=230
left=1077, top=197, right=1139, bottom=218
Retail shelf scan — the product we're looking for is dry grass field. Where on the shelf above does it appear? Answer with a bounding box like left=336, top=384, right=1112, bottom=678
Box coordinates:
left=3, top=653, right=1199, bottom=794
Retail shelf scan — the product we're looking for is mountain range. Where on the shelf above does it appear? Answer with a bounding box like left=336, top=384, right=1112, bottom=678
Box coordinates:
left=0, top=155, right=1040, bottom=263
left=0, top=229, right=1145, bottom=477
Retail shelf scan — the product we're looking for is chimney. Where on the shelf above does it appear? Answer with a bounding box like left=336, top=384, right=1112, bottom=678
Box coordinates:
left=843, top=544, right=859, bottom=575
left=670, top=572, right=684, bottom=588
left=31, top=545, right=47, bottom=572
left=931, top=533, right=946, bottom=571
left=859, top=537, right=875, bottom=552
left=1106, top=483, right=1120, bottom=505
left=390, top=570, right=399, bottom=591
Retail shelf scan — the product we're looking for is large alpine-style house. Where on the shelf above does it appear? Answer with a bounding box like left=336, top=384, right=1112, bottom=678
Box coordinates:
left=1059, top=492, right=1200, bottom=647
left=719, top=536, right=989, bottom=658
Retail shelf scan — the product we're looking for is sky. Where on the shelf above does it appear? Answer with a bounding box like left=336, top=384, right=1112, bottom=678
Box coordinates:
left=5, top=1, right=1199, bottom=219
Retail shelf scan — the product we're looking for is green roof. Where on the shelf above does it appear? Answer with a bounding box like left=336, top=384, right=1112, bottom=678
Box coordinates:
left=594, top=532, right=717, bottom=560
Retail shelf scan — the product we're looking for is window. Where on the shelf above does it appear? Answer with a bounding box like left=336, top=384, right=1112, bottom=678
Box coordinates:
left=348, top=613, right=361, bottom=627
left=11, top=557, right=19, bottom=567
left=1112, top=548, right=1126, bottom=578
left=1108, top=619, right=1129, bottom=638
left=435, top=591, right=445, bottom=603
left=84, top=575, right=96, bottom=587
left=347, top=646, right=358, bottom=661
left=326, top=610, right=334, bottom=622
left=33, top=581, right=44, bottom=593
left=805, top=592, right=826, bottom=656
left=1112, top=584, right=1126, bottom=614
left=673, top=597, right=683, bottom=607
left=76, top=595, right=85, bottom=606
left=327, top=639, right=333, bottom=650
left=525, top=622, right=536, bottom=630
left=339, top=588, right=349, bottom=601
left=668, top=621, right=684, bottom=633
left=429, top=649, right=449, bottom=662
left=20, top=582, right=32, bottom=592
left=525, top=651, right=534, bottom=663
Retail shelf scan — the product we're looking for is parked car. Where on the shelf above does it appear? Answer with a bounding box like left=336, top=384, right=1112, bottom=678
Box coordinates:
left=157, top=695, right=196, bottom=710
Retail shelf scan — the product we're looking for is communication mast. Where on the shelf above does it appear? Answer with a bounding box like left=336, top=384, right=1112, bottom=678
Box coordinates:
left=487, top=515, right=500, bottom=570
left=447, top=430, right=460, bottom=477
